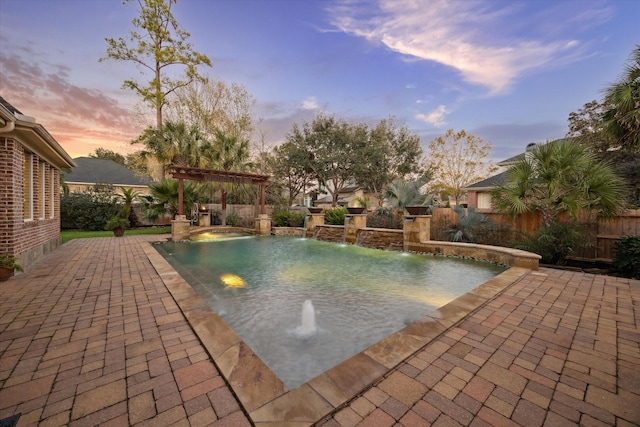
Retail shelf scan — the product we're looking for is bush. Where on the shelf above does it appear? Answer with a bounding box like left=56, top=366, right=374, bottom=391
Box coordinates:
left=366, top=207, right=402, bottom=229
left=226, top=212, right=240, bottom=227
left=447, top=206, right=512, bottom=246
left=273, top=211, right=307, bottom=227
left=324, top=207, right=348, bottom=225
left=613, top=236, right=640, bottom=279
left=514, top=220, right=589, bottom=265
left=61, top=192, right=122, bottom=231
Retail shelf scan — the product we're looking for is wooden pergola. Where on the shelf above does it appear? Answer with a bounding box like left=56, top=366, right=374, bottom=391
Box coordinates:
left=168, top=165, right=270, bottom=216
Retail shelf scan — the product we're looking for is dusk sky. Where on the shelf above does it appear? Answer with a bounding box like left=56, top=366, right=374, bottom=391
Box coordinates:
left=1, top=0, right=638, bottom=162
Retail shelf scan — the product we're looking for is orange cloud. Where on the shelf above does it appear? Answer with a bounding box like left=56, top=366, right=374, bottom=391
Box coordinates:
left=0, top=53, right=142, bottom=158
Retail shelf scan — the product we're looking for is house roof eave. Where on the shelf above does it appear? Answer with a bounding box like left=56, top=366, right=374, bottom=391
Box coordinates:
left=15, top=120, right=76, bottom=169
left=0, top=101, right=75, bottom=169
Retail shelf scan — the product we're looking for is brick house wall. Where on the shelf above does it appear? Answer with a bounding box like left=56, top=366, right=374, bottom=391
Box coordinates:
left=0, top=135, right=63, bottom=268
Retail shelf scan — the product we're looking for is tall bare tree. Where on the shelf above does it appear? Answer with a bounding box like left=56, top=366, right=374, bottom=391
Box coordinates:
left=101, top=0, right=212, bottom=129
left=166, top=78, right=256, bottom=143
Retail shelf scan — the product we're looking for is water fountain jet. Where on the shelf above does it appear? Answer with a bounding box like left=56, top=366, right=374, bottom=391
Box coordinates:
left=296, top=299, right=317, bottom=337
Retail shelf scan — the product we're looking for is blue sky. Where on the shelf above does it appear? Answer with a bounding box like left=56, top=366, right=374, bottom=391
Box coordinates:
left=0, top=0, right=638, bottom=162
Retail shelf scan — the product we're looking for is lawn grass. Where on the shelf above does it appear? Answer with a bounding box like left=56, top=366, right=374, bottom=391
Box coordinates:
left=61, top=227, right=171, bottom=243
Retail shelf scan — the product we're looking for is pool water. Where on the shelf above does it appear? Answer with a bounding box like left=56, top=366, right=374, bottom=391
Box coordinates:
left=154, top=236, right=506, bottom=389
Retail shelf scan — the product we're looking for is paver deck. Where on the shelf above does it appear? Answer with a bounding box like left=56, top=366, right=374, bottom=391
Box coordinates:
left=0, top=235, right=638, bottom=426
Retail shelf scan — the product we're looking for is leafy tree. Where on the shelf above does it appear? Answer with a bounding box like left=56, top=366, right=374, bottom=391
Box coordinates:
left=602, top=45, right=640, bottom=152
left=491, top=140, right=628, bottom=224
left=567, top=101, right=640, bottom=207
left=269, top=141, right=315, bottom=206
left=355, top=117, right=425, bottom=203
left=287, top=114, right=370, bottom=206
left=567, top=100, right=617, bottom=155
left=125, top=150, right=154, bottom=179
left=101, top=0, right=212, bottom=129
left=89, top=148, right=126, bottom=165
left=425, top=129, right=496, bottom=205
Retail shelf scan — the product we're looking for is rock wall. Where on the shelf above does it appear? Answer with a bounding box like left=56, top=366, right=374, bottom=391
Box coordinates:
left=271, top=227, right=305, bottom=237
left=313, top=225, right=344, bottom=243
left=355, top=228, right=403, bottom=251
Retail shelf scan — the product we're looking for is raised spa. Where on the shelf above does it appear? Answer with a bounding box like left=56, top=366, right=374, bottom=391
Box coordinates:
left=154, top=235, right=506, bottom=389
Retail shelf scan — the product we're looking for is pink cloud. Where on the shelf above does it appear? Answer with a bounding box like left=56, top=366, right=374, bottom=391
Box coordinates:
left=0, top=53, right=141, bottom=157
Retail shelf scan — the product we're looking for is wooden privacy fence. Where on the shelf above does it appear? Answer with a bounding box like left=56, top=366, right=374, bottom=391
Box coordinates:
left=430, top=208, right=640, bottom=262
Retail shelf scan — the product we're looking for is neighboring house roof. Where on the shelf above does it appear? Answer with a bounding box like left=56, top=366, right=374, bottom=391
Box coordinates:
left=497, top=153, right=525, bottom=167
left=314, top=196, right=348, bottom=204
left=0, top=96, right=24, bottom=115
left=466, top=138, right=574, bottom=190
left=65, top=157, right=153, bottom=187
left=0, top=95, right=75, bottom=169
left=465, top=171, right=508, bottom=190
left=340, top=185, right=360, bottom=193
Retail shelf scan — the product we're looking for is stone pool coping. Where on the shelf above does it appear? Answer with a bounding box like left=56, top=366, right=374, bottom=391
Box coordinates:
left=142, top=240, right=533, bottom=425
left=406, top=241, right=541, bottom=270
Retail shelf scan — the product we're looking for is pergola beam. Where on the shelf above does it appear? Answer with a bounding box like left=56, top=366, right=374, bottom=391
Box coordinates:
left=168, top=165, right=270, bottom=216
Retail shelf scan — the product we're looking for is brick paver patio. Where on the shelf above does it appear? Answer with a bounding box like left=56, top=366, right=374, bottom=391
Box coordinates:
left=0, top=235, right=638, bottom=426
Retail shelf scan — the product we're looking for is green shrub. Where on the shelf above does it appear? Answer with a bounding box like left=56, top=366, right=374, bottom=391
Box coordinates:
left=273, top=211, right=307, bottom=227
left=514, top=220, right=588, bottom=265
left=613, top=236, right=640, bottom=279
left=366, top=207, right=402, bottom=229
left=324, top=207, right=348, bottom=225
left=61, top=192, right=122, bottom=231
left=226, top=212, right=240, bottom=226
left=447, top=206, right=512, bottom=246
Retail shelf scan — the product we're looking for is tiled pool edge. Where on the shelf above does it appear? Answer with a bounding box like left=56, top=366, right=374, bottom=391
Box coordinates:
left=142, top=241, right=531, bottom=426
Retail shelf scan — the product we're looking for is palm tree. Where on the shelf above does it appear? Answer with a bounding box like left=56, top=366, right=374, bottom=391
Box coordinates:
left=141, top=179, right=201, bottom=221
left=139, top=121, right=210, bottom=177
left=206, top=130, right=253, bottom=224
left=603, top=45, right=640, bottom=152
left=382, top=179, right=431, bottom=213
left=117, top=187, right=141, bottom=227
left=491, top=140, right=628, bottom=224
left=209, top=130, right=251, bottom=171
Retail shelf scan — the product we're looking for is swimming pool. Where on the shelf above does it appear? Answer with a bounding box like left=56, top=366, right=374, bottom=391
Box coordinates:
left=154, top=235, right=506, bottom=389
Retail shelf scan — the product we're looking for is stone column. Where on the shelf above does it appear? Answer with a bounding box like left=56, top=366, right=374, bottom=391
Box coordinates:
left=255, top=214, right=272, bottom=235
left=344, top=214, right=367, bottom=244
left=171, top=215, right=191, bottom=241
left=305, top=213, right=325, bottom=237
left=403, top=215, right=431, bottom=251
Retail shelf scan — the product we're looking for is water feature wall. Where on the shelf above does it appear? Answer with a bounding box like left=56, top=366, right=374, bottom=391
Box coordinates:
left=354, top=228, right=403, bottom=250
left=271, top=227, right=305, bottom=237
left=305, top=213, right=325, bottom=237
left=312, top=214, right=430, bottom=248
left=403, top=215, right=431, bottom=251
left=255, top=214, right=271, bottom=235
left=343, top=214, right=367, bottom=243
left=407, top=241, right=541, bottom=269
left=313, top=225, right=345, bottom=242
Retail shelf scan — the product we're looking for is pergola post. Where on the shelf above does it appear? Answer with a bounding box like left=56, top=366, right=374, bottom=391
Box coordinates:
left=260, top=184, right=266, bottom=215
left=178, top=178, right=184, bottom=216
